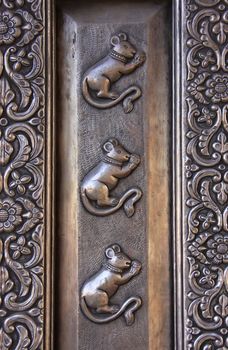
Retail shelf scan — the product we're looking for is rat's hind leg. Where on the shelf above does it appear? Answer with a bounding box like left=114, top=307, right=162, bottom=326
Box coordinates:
left=97, top=77, right=119, bottom=100
left=96, top=300, right=120, bottom=314
left=88, top=290, right=119, bottom=314
left=96, top=184, right=118, bottom=207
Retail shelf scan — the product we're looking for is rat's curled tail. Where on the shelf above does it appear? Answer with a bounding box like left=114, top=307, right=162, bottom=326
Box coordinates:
left=82, top=77, right=141, bottom=113
left=80, top=187, right=142, bottom=217
left=80, top=296, right=142, bottom=325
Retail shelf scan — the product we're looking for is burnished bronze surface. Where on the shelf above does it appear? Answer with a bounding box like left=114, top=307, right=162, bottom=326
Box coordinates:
left=2, top=1, right=227, bottom=349
left=56, top=1, right=171, bottom=349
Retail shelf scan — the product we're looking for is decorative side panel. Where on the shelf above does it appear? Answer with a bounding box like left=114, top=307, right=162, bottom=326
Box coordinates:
left=55, top=2, right=171, bottom=349
left=175, top=0, right=228, bottom=349
left=0, top=1, right=54, bottom=349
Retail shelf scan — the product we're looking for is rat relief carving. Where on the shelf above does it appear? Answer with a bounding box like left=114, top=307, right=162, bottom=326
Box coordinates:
left=82, top=32, right=146, bottom=113
left=80, top=244, right=142, bottom=325
left=80, top=138, right=142, bottom=217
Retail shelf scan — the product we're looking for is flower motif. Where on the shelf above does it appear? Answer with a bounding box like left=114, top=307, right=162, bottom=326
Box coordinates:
left=197, top=107, right=215, bottom=126
left=0, top=11, right=22, bottom=45
left=0, top=329, right=12, bottom=349
left=0, top=198, right=22, bottom=233
left=10, top=236, right=31, bottom=260
left=199, top=211, right=216, bottom=230
left=188, top=232, right=211, bottom=264
left=186, top=1, right=198, bottom=18
left=29, top=300, right=44, bottom=323
left=206, top=74, right=228, bottom=103
left=199, top=50, right=216, bottom=68
left=185, top=157, right=199, bottom=178
left=29, top=109, right=45, bottom=133
left=9, top=49, right=30, bottom=72
left=186, top=319, right=200, bottom=341
left=9, top=171, right=31, bottom=195
left=187, top=72, right=209, bottom=104
left=199, top=267, right=217, bottom=288
left=207, top=234, right=228, bottom=264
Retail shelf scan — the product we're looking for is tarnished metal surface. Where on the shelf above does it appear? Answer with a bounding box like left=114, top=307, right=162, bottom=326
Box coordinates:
left=56, top=1, right=171, bottom=349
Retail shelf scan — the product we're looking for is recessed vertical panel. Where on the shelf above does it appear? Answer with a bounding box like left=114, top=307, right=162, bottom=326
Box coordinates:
left=56, top=1, right=171, bottom=349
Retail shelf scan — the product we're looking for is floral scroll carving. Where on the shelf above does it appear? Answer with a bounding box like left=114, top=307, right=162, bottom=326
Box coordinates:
left=184, top=1, right=228, bottom=349
left=0, top=1, right=45, bottom=349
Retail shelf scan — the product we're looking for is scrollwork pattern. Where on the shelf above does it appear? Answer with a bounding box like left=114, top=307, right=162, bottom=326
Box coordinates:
left=0, top=0, right=45, bottom=348
left=185, top=1, right=228, bottom=349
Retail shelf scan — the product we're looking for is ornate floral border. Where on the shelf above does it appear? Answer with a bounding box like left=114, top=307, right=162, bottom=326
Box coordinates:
left=0, top=1, right=54, bottom=349
left=175, top=0, right=228, bottom=349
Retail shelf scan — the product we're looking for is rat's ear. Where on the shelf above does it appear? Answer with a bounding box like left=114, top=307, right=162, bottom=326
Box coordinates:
left=112, top=244, right=121, bottom=253
left=105, top=247, right=115, bottom=259
left=110, top=35, right=120, bottom=46
left=118, top=32, right=127, bottom=41
left=108, top=138, right=119, bottom=146
left=103, top=141, right=114, bottom=153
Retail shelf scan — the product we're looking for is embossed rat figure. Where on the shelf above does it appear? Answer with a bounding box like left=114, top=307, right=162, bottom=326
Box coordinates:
left=82, top=32, right=146, bottom=113
left=80, top=244, right=142, bottom=325
left=80, top=138, right=142, bottom=217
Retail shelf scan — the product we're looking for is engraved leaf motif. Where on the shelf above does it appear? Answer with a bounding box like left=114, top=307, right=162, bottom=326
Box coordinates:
left=26, top=0, right=42, bottom=20
left=15, top=325, right=30, bottom=349
left=4, top=134, right=31, bottom=197
left=0, top=51, right=3, bottom=78
left=213, top=21, right=228, bottom=45
left=9, top=71, right=32, bottom=109
left=0, top=137, right=13, bottom=166
left=0, top=0, right=25, bottom=8
left=187, top=72, right=210, bottom=104
left=0, top=239, right=3, bottom=263
left=195, top=0, right=220, bottom=5
left=213, top=132, right=228, bottom=154
left=17, top=198, right=43, bottom=235
left=5, top=237, right=31, bottom=297
left=0, top=329, right=12, bottom=350
left=9, top=134, right=31, bottom=169
left=214, top=294, right=228, bottom=317
left=0, top=267, right=13, bottom=301
left=16, top=10, right=43, bottom=47
left=213, top=181, right=228, bottom=205
left=0, top=78, right=15, bottom=116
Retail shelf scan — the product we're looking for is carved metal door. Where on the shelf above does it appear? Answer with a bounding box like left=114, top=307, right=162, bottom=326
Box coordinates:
left=0, top=0, right=227, bottom=349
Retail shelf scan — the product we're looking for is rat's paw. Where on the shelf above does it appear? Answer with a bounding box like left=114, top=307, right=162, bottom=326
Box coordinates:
left=134, top=52, right=146, bottom=66
left=131, top=260, right=142, bottom=275
left=130, top=154, right=140, bottom=166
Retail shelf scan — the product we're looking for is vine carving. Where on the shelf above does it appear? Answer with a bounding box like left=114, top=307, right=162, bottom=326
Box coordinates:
left=185, top=1, right=228, bottom=349
left=0, top=1, right=45, bottom=348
